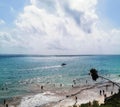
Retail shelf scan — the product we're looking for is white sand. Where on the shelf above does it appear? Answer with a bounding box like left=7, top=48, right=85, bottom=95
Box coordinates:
left=0, top=82, right=119, bottom=107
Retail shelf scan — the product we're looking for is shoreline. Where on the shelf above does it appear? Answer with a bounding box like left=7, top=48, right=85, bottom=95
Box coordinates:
left=0, top=81, right=119, bottom=107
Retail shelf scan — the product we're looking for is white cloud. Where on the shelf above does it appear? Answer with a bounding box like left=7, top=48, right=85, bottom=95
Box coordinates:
left=0, top=0, right=120, bottom=54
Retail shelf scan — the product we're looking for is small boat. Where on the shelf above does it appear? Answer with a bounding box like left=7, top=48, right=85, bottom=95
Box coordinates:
left=61, top=63, right=66, bottom=66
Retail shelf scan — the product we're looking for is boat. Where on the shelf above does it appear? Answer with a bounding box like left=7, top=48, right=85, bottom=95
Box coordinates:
left=61, top=63, right=66, bottom=66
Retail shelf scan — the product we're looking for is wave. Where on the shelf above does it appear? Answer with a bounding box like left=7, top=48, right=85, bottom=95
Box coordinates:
left=18, top=92, right=62, bottom=107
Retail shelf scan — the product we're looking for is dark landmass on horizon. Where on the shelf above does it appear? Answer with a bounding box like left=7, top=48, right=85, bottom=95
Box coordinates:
left=0, top=54, right=120, bottom=58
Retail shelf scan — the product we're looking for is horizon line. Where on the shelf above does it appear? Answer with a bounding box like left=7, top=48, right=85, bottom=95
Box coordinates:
left=0, top=54, right=120, bottom=57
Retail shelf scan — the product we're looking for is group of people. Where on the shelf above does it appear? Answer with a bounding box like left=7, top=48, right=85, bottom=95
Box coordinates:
left=3, top=99, right=8, bottom=107
left=99, top=83, right=115, bottom=100
left=99, top=90, right=107, bottom=98
left=0, top=86, right=9, bottom=107
left=1, top=87, right=8, bottom=91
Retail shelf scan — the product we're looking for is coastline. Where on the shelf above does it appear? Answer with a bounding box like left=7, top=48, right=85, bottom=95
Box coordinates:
left=0, top=81, right=119, bottom=107
left=0, top=55, right=120, bottom=107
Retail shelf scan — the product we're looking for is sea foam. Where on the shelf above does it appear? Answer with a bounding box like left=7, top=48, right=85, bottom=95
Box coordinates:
left=18, top=92, right=62, bottom=107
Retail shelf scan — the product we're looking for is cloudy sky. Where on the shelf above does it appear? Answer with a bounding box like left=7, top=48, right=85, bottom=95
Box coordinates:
left=0, top=0, right=120, bottom=55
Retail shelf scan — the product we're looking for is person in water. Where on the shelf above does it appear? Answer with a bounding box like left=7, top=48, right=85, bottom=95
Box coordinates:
left=41, top=85, right=44, bottom=92
left=4, top=99, right=6, bottom=104
left=60, top=84, right=62, bottom=87
left=73, top=80, right=76, bottom=85
left=86, top=80, right=88, bottom=84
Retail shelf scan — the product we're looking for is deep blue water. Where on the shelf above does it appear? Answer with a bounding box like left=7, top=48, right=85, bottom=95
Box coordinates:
left=0, top=55, right=120, bottom=99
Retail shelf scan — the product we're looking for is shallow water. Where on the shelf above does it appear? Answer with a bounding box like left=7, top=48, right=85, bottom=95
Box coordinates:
left=0, top=55, right=120, bottom=101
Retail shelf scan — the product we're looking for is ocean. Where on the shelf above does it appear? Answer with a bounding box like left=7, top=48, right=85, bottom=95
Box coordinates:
left=0, top=55, right=120, bottom=104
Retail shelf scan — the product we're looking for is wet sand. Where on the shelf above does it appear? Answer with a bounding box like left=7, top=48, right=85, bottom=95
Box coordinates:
left=0, top=81, right=119, bottom=107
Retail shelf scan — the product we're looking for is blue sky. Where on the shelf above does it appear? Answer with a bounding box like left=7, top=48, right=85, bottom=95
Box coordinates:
left=97, top=0, right=120, bottom=28
left=0, top=0, right=29, bottom=28
left=0, top=0, right=120, bottom=54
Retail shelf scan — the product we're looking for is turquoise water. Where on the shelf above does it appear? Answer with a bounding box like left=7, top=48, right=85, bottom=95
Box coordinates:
left=0, top=55, right=120, bottom=100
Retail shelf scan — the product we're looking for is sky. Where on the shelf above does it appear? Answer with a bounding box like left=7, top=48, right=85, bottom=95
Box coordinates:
left=0, top=0, right=120, bottom=55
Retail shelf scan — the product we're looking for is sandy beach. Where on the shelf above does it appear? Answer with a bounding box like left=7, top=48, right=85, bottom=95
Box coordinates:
left=0, top=81, right=119, bottom=107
